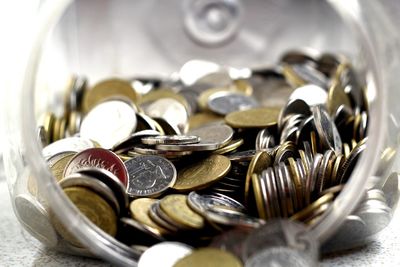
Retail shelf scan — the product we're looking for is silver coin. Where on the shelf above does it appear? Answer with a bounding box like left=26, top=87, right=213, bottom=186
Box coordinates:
left=141, top=135, right=200, bottom=145
left=307, top=153, right=323, bottom=201
left=312, top=106, right=342, bottom=155
left=187, top=191, right=246, bottom=215
left=42, top=137, right=96, bottom=160
left=37, top=126, right=48, bottom=147
left=290, top=64, right=328, bottom=89
left=315, top=150, right=335, bottom=194
left=125, top=155, right=177, bottom=197
left=47, top=151, right=77, bottom=168
left=76, top=168, right=129, bottom=213
left=149, top=202, right=179, bottom=233
left=112, top=130, right=161, bottom=153
left=80, top=100, right=137, bottom=149
left=229, top=150, right=257, bottom=162
left=14, top=194, right=58, bottom=247
left=179, top=59, right=222, bottom=86
left=208, top=91, right=259, bottom=115
left=157, top=124, right=234, bottom=152
left=68, top=75, right=87, bottom=112
left=288, top=84, right=327, bottom=107
left=255, top=128, right=276, bottom=151
left=278, top=99, right=311, bottom=130
left=143, top=98, right=189, bottom=135
left=274, top=165, right=289, bottom=217
left=203, top=205, right=265, bottom=228
left=60, top=172, right=121, bottom=215
left=132, top=145, right=193, bottom=158
left=138, top=242, right=193, bottom=267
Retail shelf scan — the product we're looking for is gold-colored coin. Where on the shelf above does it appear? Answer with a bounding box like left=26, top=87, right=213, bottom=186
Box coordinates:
left=233, top=79, right=253, bottom=96
left=138, top=89, right=190, bottom=113
left=343, top=143, right=351, bottom=158
left=290, top=193, right=334, bottom=222
left=59, top=116, right=67, bottom=140
left=252, top=174, right=267, bottom=220
left=83, top=78, right=138, bottom=113
left=288, top=158, right=303, bottom=210
left=225, top=107, right=280, bottom=129
left=117, top=154, right=133, bottom=162
left=51, top=153, right=76, bottom=182
left=327, top=79, right=351, bottom=116
left=159, top=194, right=204, bottom=230
left=130, top=198, right=167, bottom=235
left=213, top=139, right=244, bottom=155
left=173, top=248, right=243, bottom=267
left=52, top=116, right=61, bottom=142
left=281, top=63, right=307, bottom=88
left=57, top=186, right=118, bottom=247
left=310, top=131, right=318, bottom=155
left=173, top=154, right=231, bottom=192
left=68, top=111, right=81, bottom=136
left=188, top=112, right=223, bottom=130
left=244, top=151, right=272, bottom=204
left=40, top=112, right=56, bottom=145
left=331, top=154, right=344, bottom=186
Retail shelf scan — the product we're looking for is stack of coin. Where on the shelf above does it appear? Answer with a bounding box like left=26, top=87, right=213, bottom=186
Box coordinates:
left=32, top=49, right=382, bottom=262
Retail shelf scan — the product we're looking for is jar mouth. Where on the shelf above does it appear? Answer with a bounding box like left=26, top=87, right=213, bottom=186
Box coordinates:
left=20, top=0, right=388, bottom=263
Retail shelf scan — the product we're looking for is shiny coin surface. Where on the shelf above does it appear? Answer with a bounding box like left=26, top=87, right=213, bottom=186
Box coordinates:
left=187, top=191, right=246, bottom=214
left=80, top=100, right=137, bottom=149
left=225, top=107, right=280, bottom=128
left=112, top=130, right=161, bottom=153
left=204, top=206, right=265, bottom=228
left=63, top=148, right=129, bottom=187
left=130, top=198, right=166, bottom=232
left=141, top=135, right=200, bottom=145
left=138, top=242, right=193, bottom=267
left=42, top=137, right=96, bottom=160
left=312, top=106, right=342, bottom=155
left=173, top=154, right=231, bottom=192
left=174, top=248, right=243, bottom=267
left=83, top=78, right=138, bottom=113
left=208, top=91, right=259, bottom=115
left=159, top=194, right=205, bottom=230
left=125, top=155, right=177, bottom=197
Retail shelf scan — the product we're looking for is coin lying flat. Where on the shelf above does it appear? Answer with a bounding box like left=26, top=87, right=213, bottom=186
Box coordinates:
left=225, top=107, right=280, bottom=128
left=138, top=242, right=193, bottom=267
left=141, top=135, right=200, bottom=145
left=159, top=194, right=205, bottom=230
left=173, top=154, right=231, bottom=192
left=173, top=248, right=243, bottom=267
left=42, top=137, right=96, bottom=160
left=64, top=148, right=129, bottom=187
left=80, top=100, right=138, bottom=149
left=125, top=155, right=177, bottom=197
left=207, top=91, right=259, bottom=115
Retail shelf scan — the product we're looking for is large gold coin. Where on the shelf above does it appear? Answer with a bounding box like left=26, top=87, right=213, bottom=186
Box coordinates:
left=244, top=151, right=272, bottom=205
left=173, top=248, right=243, bottom=267
left=173, top=154, right=231, bottom=192
left=225, top=107, right=280, bottom=128
left=130, top=198, right=167, bottom=234
left=50, top=153, right=76, bottom=182
left=159, top=194, right=204, bottom=230
left=64, top=186, right=117, bottom=237
left=83, top=78, right=138, bottom=113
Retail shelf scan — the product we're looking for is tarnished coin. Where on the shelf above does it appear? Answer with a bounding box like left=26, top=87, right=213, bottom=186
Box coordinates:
left=159, top=194, right=205, bottom=230
left=63, top=148, right=129, bottom=187
left=60, top=172, right=121, bottom=215
left=15, top=194, right=58, bottom=247
left=225, top=107, right=280, bottom=129
left=174, top=248, right=243, bottom=267
left=42, top=137, right=96, bottom=160
left=138, top=242, right=193, bottom=267
left=208, top=91, right=259, bottom=115
left=125, top=155, right=177, bottom=197
left=173, top=154, right=231, bottom=192
left=62, top=186, right=118, bottom=240
left=83, top=78, right=138, bottom=113
left=80, top=100, right=137, bottom=149
left=141, top=135, right=200, bottom=145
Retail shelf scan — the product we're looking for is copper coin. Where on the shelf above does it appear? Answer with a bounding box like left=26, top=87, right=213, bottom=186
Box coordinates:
left=63, top=148, right=129, bottom=187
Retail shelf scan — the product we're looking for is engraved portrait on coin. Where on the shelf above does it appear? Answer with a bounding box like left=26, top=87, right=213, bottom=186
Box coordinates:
left=125, top=155, right=177, bottom=197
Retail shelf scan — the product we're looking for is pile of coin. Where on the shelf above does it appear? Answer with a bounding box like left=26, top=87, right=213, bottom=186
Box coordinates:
left=31, top=49, right=377, bottom=263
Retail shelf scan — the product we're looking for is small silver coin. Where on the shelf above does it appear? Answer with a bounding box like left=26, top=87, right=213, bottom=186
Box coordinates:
left=80, top=100, right=137, bottom=149
left=125, top=155, right=177, bottom=197
left=42, top=137, right=96, bottom=160
left=187, top=191, right=246, bottom=215
left=255, top=128, right=276, bottom=151
left=138, top=242, right=193, bottom=267
left=312, top=106, right=342, bottom=155
left=112, top=130, right=161, bottom=153
left=208, top=91, right=259, bottom=115
left=141, top=135, right=200, bottom=145
left=132, top=145, right=193, bottom=157
left=15, top=194, right=58, bottom=247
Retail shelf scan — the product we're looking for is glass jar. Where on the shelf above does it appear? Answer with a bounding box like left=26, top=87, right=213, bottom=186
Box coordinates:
left=3, top=0, right=400, bottom=266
